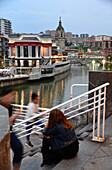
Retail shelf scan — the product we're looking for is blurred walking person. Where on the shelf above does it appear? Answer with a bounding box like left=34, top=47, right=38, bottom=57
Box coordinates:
left=0, top=87, right=23, bottom=170
left=25, top=93, right=44, bottom=147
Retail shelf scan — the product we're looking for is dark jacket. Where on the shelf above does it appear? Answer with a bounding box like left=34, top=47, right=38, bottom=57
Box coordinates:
left=42, top=123, right=77, bottom=151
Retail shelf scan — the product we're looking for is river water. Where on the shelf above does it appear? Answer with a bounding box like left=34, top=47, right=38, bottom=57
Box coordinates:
left=14, top=63, right=100, bottom=108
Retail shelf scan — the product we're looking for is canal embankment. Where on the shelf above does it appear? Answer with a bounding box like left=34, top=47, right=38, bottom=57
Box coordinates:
left=0, top=75, right=29, bottom=87
left=0, top=62, right=70, bottom=86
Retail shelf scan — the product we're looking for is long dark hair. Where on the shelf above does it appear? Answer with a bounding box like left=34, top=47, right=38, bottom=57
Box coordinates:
left=47, top=108, right=74, bottom=129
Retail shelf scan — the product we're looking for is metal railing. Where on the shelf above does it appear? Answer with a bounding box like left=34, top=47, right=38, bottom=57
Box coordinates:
left=70, top=84, right=88, bottom=108
left=12, top=82, right=109, bottom=142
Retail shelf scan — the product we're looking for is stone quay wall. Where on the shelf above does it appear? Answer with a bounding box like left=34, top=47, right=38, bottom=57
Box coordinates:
left=0, top=76, right=28, bottom=87
left=0, top=105, right=11, bottom=170
left=89, top=71, right=112, bottom=118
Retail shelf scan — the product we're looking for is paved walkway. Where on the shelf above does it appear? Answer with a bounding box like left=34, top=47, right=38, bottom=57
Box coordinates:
left=82, top=115, right=112, bottom=170
left=20, top=115, right=112, bottom=170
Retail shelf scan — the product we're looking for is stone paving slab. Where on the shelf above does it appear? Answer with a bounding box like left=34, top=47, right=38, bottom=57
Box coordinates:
left=82, top=115, right=112, bottom=170
left=82, top=156, right=112, bottom=170
left=20, top=152, right=55, bottom=170
left=91, top=148, right=108, bottom=158
left=53, top=140, right=101, bottom=170
left=20, top=153, right=41, bottom=170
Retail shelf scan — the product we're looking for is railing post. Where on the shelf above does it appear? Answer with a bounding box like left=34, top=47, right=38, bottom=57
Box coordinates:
left=92, top=91, right=96, bottom=141
left=70, top=84, right=88, bottom=107
left=97, top=88, right=101, bottom=140
left=70, top=85, right=73, bottom=107
left=79, top=97, right=81, bottom=108
left=102, top=86, right=106, bottom=139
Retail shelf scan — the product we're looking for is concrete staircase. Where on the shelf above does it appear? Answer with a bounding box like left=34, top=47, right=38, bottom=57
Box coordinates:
left=19, top=122, right=97, bottom=170
left=12, top=113, right=112, bottom=170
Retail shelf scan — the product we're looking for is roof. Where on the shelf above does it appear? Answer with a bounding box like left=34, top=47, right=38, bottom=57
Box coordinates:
left=83, top=40, right=102, bottom=43
left=78, top=52, right=104, bottom=55
left=56, top=18, right=64, bottom=32
left=65, top=48, right=78, bottom=52
left=9, top=34, right=21, bottom=38
left=39, top=34, right=52, bottom=38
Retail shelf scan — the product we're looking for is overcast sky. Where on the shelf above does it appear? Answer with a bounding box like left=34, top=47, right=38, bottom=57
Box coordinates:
left=0, top=0, right=112, bottom=36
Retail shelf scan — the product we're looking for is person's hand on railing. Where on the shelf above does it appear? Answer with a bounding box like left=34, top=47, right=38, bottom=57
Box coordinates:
left=37, top=112, right=47, bottom=118
left=41, top=113, right=47, bottom=116
left=14, top=109, right=22, bottom=119
left=45, top=122, right=48, bottom=128
left=9, top=109, right=21, bottom=124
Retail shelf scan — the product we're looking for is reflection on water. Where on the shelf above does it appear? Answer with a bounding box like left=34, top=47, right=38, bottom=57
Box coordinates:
left=14, top=64, right=89, bottom=108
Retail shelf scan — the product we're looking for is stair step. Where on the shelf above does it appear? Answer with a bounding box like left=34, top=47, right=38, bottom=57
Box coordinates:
left=79, top=131, right=90, bottom=139
left=75, top=125, right=85, bottom=134
left=76, top=123, right=92, bottom=136
left=30, top=144, right=42, bottom=152
left=22, top=151, right=30, bottom=159
left=29, top=148, right=41, bottom=157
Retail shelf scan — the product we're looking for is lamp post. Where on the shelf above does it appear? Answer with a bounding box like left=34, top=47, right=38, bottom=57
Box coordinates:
left=102, top=59, right=106, bottom=70
left=92, top=60, right=95, bottom=71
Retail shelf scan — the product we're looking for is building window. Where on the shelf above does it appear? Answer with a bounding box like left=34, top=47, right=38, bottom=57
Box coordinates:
left=32, top=60, right=36, bottom=67
left=11, top=47, right=16, bottom=56
left=106, top=41, right=108, bottom=48
left=24, top=60, right=29, bottom=67
left=17, top=46, right=20, bottom=57
left=17, top=60, right=20, bottom=67
left=24, top=46, right=28, bottom=57
left=111, top=41, right=112, bottom=48
left=38, top=46, right=41, bottom=57
left=43, top=47, right=49, bottom=56
left=32, top=46, right=36, bottom=57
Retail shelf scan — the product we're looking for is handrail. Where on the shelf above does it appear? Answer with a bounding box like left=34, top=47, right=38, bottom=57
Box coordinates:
left=70, top=83, right=88, bottom=108
left=12, top=82, right=109, bottom=142
left=70, top=84, right=88, bottom=99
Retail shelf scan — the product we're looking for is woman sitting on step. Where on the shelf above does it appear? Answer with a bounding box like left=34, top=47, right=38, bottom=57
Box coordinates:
left=41, top=108, right=79, bottom=167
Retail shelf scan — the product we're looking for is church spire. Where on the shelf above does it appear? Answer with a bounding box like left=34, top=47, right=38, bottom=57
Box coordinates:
left=59, top=16, right=62, bottom=26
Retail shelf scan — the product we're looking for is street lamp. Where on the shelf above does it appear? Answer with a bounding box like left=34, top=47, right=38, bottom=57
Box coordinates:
left=102, top=59, right=106, bottom=70
left=92, top=60, right=95, bottom=71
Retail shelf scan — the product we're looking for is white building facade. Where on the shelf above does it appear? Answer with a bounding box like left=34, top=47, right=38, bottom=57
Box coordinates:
left=8, top=34, right=52, bottom=68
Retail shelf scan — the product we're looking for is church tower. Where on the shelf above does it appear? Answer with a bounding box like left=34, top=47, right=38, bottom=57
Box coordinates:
left=55, top=17, right=65, bottom=50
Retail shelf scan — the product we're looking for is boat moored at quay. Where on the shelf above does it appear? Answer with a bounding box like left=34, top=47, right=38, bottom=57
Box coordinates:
left=0, top=57, right=70, bottom=87
left=28, top=58, right=70, bottom=81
